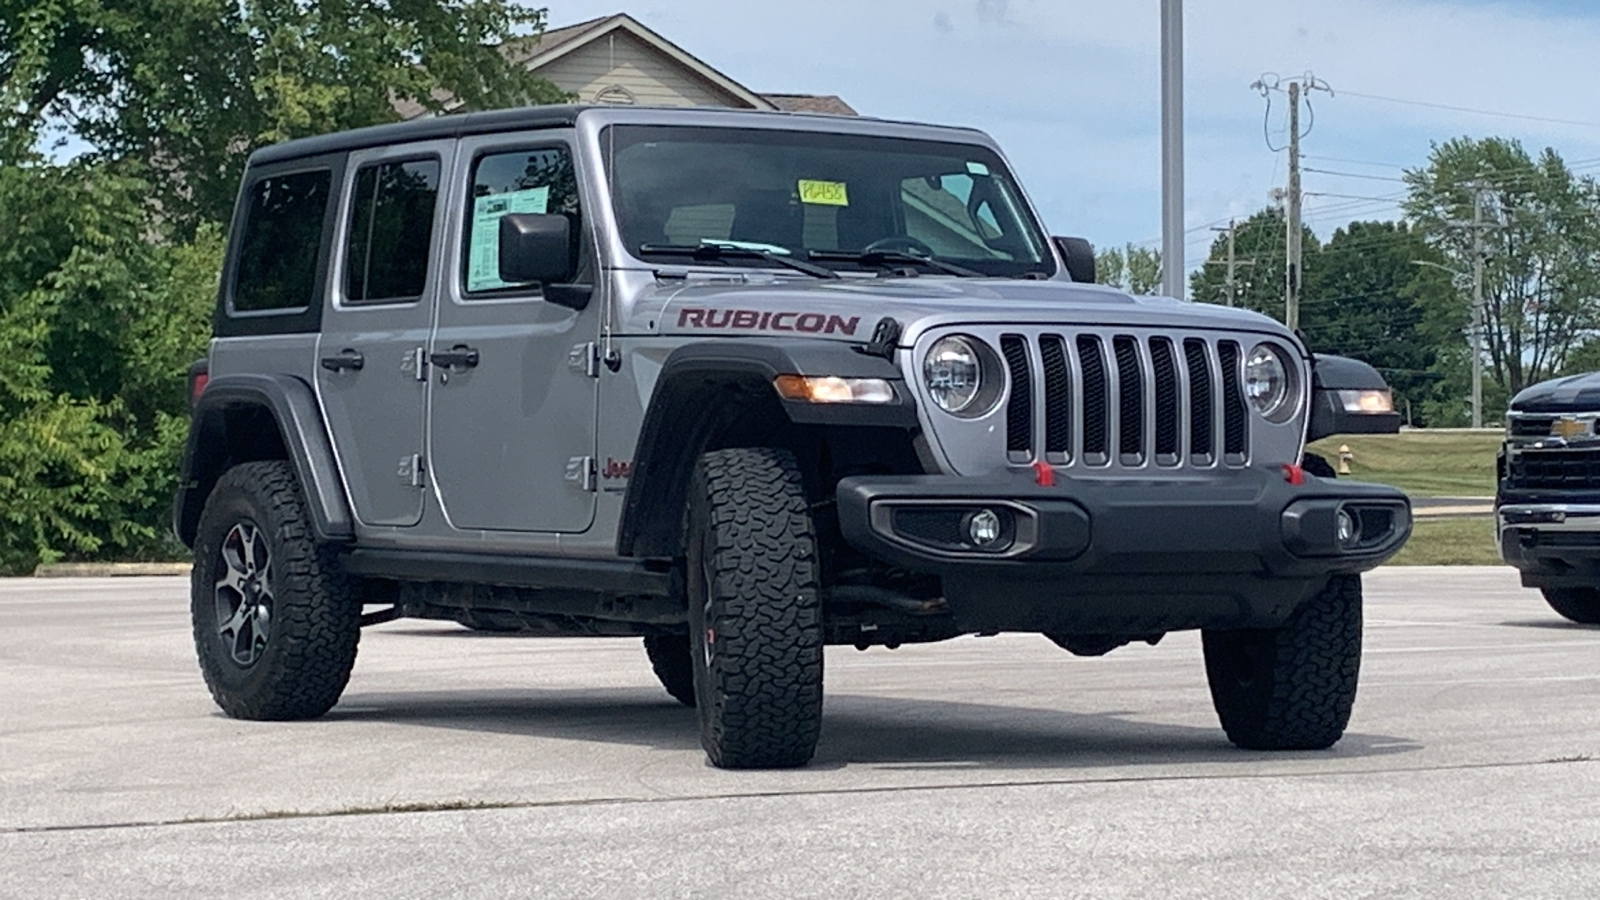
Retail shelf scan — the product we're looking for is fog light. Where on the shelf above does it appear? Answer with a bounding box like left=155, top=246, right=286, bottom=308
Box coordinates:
left=967, top=509, right=1003, bottom=546
left=1336, top=508, right=1358, bottom=546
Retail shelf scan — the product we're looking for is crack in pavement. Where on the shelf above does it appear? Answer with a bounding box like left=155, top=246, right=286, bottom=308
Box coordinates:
left=4, top=754, right=1593, bottom=836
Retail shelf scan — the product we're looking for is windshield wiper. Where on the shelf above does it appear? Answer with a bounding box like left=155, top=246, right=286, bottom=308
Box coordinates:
left=638, top=243, right=839, bottom=279
left=807, top=249, right=985, bottom=278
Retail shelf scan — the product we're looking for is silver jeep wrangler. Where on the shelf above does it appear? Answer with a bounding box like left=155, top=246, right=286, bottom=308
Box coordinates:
left=175, top=105, right=1410, bottom=768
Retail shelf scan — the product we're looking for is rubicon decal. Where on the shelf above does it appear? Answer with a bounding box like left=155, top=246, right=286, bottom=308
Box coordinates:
left=676, top=307, right=861, bottom=336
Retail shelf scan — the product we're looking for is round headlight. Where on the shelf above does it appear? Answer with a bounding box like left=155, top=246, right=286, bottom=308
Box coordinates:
left=924, top=336, right=983, bottom=414
left=1244, top=343, right=1296, bottom=421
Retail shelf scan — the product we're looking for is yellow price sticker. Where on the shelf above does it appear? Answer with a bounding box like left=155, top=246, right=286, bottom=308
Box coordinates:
left=798, top=179, right=849, bottom=206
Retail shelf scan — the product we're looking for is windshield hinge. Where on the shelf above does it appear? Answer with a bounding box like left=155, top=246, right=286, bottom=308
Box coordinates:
left=569, top=342, right=600, bottom=378
left=566, top=455, right=597, bottom=492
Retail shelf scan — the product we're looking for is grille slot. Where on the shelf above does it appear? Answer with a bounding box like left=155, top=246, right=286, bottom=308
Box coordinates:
left=1077, top=335, right=1109, bottom=463
left=1509, top=416, right=1555, bottom=437
left=1184, top=338, right=1214, bottom=463
left=1000, top=335, right=1032, bottom=456
left=1040, top=335, right=1072, bottom=459
left=1218, top=340, right=1248, bottom=459
left=991, top=330, right=1253, bottom=471
left=1114, top=336, right=1144, bottom=464
left=1150, top=338, right=1179, bottom=462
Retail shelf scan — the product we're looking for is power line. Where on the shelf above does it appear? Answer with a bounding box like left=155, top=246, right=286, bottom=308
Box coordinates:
left=1338, top=89, right=1600, bottom=130
left=1302, top=167, right=1409, bottom=183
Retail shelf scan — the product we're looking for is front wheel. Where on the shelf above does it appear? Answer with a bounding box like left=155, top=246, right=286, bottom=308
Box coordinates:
left=686, top=447, right=824, bottom=769
left=1202, top=574, right=1362, bottom=750
left=643, top=634, right=696, bottom=707
left=1541, top=587, right=1600, bottom=624
left=191, top=461, right=360, bottom=720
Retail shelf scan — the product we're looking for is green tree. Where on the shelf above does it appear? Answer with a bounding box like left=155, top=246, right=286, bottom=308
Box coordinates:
left=1095, top=243, right=1162, bottom=295
left=1403, top=137, right=1600, bottom=398
left=2, top=0, right=568, bottom=228
left=0, top=2, right=562, bottom=572
left=1301, top=220, right=1459, bottom=425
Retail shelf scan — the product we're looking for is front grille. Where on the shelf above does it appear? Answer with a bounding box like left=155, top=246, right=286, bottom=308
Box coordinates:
left=1002, top=331, right=1251, bottom=469
left=1505, top=448, right=1600, bottom=490
left=1509, top=416, right=1555, bottom=438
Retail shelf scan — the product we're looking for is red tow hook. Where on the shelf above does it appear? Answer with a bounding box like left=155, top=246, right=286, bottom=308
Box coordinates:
left=1032, top=459, right=1055, bottom=487
left=1282, top=463, right=1305, bottom=485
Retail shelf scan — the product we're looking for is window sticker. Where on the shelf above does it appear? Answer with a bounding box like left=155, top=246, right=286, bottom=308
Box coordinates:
left=466, top=185, right=550, bottom=292
left=965, top=161, right=990, bottom=176
left=797, top=179, right=849, bottom=206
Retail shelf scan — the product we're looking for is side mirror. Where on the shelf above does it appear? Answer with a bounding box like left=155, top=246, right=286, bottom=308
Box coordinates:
left=498, top=213, right=590, bottom=310
left=1306, top=354, right=1404, bottom=441
left=1051, top=236, right=1096, bottom=283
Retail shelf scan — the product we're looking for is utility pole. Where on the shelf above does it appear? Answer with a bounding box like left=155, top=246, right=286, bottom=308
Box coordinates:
left=1159, top=0, right=1185, bottom=301
left=1206, top=219, right=1254, bottom=306
left=1471, top=187, right=1484, bottom=429
left=1253, top=73, right=1329, bottom=330
left=1285, top=80, right=1302, bottom=331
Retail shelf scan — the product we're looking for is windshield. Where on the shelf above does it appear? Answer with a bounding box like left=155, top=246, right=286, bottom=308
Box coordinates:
left=602, top=125, right=1053, bottom=278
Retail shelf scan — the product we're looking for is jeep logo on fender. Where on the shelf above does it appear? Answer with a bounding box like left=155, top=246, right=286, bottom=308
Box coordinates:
left=676, top=308, right=860, bottom=336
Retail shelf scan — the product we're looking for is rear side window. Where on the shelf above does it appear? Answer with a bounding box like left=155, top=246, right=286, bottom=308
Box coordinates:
left=344, top=158, right=441, bottom=304
left=232, top=170, right=332, bottom=312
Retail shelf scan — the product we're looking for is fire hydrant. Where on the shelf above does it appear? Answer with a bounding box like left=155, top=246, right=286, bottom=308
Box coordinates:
left=1337, top=444, right=1353, bottom=475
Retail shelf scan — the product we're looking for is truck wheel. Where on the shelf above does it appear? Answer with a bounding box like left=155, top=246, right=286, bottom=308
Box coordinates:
left=191, top=461, right=360, bottom=720
left=686, top=447, right=824, bottom=769
left=643, top=634, right=696, bottom=707
left=1301, top=451, right=1337, bottom=479
left=1541, top=587, right=1600, bottom=624
left=1203, top=573, right=1361, bottom=750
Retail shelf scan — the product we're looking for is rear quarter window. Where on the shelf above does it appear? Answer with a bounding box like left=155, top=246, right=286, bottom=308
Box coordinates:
left=232, top=169, right=333, bottom=313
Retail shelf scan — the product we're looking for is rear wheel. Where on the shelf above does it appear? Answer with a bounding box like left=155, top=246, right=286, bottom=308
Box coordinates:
left=643, top=634, right=696, bottom=707
left=1203, top=574, right=1362, bottom=750
left=686, top=447, right=824, bottom=769
left=1541, top=587, right=1600, bottom=624
left=191, top=461, right=360, bottom=720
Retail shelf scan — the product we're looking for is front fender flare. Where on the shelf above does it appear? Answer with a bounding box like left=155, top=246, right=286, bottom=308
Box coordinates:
left=617, top=339, right=916, bottom=557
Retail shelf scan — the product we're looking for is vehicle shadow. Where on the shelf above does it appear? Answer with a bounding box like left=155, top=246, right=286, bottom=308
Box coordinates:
left=328, top=687, right=1422, bottom=770
left=1497, top=618, right=1600, bottom=631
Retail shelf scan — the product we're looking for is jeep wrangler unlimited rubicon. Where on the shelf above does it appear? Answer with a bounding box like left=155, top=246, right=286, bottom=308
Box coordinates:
left=1498, top=374, right=1600, bottom=624
left=175, top=105, right=1411, bottom=769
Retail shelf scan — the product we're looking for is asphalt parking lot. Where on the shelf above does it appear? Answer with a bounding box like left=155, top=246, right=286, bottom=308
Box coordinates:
left=3, top=567, right=1598, bottom=898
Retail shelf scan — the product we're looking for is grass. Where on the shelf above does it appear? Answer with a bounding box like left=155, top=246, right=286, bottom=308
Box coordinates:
left=1387, top=514, right=1501, bottom=566
left=1307, top=430, right=1501, bottom=497
left=1305, top=429, right=1505, bottom=564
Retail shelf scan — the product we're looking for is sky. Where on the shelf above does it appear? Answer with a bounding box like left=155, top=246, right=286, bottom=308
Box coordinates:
left=538, top=0, right=1600, bottom=285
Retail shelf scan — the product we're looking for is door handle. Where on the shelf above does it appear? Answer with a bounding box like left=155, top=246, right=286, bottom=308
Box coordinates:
left=430, top=345, right=480, bottom=369
left=320, top=348, right=364, bottom=372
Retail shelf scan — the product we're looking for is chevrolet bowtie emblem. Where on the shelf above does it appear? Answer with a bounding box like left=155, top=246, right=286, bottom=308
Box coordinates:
left=1551, top=417, right=1590, bottom=439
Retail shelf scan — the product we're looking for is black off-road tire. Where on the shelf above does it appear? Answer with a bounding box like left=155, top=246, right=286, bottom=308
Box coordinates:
left=643, top=634, right=696, bottom=707
left=1541, top=587, right=1600, bottom=625
left=1301, top=451, right=1337, bottom=479
left=191, top=461, right=361, bottom=720
left=686, top=447, right=824, bottom=769
left=1202, top=573, right=1362, bottom=750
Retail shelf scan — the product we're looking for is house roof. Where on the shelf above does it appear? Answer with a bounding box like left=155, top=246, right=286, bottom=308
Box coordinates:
left=509, top=13, right=777, bottom=111
left=394, top=13, right=855, bottom=120
left=760, top=94, right=859, bottom=116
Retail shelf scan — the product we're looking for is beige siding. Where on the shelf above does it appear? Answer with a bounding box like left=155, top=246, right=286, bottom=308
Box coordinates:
left=536, top=33, right=751, bottom=108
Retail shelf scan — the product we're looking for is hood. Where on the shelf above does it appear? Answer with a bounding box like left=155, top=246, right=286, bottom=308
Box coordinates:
left=1511, top=371, right=1600, bottom=413
left=639, top=275, right=1298, bottom=347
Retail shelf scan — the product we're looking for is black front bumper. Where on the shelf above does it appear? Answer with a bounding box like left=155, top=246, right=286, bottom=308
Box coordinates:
left=836, top=467, right=1410, bottom=633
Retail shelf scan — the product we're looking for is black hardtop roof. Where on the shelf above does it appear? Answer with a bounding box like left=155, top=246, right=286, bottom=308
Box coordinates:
left=245, top=104, right=989, bottom=168
left=248, top=104, right=587, bottom=166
